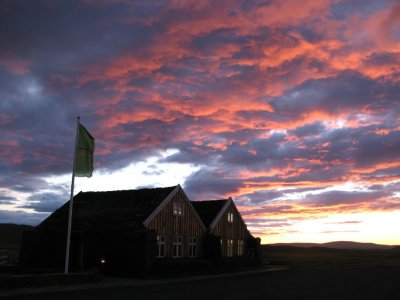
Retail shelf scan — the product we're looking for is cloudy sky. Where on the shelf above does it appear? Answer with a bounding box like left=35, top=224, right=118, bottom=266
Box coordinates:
left=1, top=0, right=400, bottom=245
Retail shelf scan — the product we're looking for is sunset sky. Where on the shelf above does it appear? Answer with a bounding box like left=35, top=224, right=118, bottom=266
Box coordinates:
left=1, top=0, right=400, bottom=245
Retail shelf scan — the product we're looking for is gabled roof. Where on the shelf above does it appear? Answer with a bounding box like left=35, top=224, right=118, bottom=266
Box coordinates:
left=191, top=199, right=230, bottom=229
left=37, top=186, right=177, bottom=232
left=143, top=185, right=206, bottom=231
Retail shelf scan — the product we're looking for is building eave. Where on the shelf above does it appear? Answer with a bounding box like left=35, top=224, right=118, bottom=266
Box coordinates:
left=179, top=186, right=207, bottom=231
left=142, top=185, right=206, bottom=231
left=142, top=185, right=180, bottom=227
left=209, top=197, right=232, bottom=230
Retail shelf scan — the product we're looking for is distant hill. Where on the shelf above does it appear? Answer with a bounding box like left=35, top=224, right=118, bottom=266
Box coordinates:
left=322, top=241, right=394, bottom=250
left=269, top=241, right=395, bottom=250
left=0, top=223, right=33, bottom=247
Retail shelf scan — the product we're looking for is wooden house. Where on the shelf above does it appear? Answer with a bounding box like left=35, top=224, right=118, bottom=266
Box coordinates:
left=20, top=185, right=258, bottom=275
left=191, top=198, right=252, bottom=258
left=143, top=185, right=206, bottom=258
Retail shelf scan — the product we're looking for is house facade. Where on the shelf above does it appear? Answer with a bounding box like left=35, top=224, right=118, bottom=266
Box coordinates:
left=19, top=185, right=259, bottom=275
left=191, top=198, right=252, bottom=258
left=144, top=186, right=205, bottom=258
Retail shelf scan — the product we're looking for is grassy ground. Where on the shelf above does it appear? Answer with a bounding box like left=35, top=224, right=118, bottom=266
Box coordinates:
left=2, top=266, right=400, bottom=299
left=2, top=247, right=400, bottom=299
left=261, top=245, right=400, bottom=269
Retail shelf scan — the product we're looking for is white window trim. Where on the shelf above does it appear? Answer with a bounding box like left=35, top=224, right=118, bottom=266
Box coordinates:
left=173, top=236, right=182, bottom=258
left=238, top=240, right=244, bottom=256
left=227, top=212, right=233, bottom=223
left=173, top=202, right=183, bottom=216
left=227, top=239, right=234, bottom=257
left=188, top=236, right=197, bottom=258
left=157, top=235, right=166, bottom=258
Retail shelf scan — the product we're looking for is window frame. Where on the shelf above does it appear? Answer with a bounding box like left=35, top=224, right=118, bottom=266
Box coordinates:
left=237, top=240, right=244, bottom=256
left=173, top=202, right=183, bottom=216
left=227, top=239, right=234, bottom=257
left=156, top=235, right=166, bottom=258
left=227, top=212, right=234, bottom=223
left=173, top=236, right=182, bottom=258
left=188, top=236, right=197, bottom=258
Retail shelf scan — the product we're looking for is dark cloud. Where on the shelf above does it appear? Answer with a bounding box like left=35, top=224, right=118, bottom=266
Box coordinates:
left=330, top=0, right=392, bottom=20
left=0, top=0, right=400, bottom=243
left=0, top=210, right=48, bottom=226
left=353, top=130, right=400, bottom=168
left=291, top=122, right=325, bottom=137
left=363, top=52, right=400, bottom=68
left=184, top=168, right=243, bottom=200
left=0, top=196, right=16, bottom=205
left=272, top=72, right=384, bottom=114
left=300, top=190, right=387, bottom=207
left=19, top=192, right=67, bottom=213
left=0, top=173, right=48, bottom=193
left=236, top=190, right=285, bottom=204
left=142, top=165, right=165, bottom=176
left=218, top=133, right=305, bottom=170
left=0, top=0, right=154, bottom=70
left=191, top=28, right=244, bottom=55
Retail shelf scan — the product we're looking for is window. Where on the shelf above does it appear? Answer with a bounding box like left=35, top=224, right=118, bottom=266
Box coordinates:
left=238, top=240, right=244, bottom=256
left=157, top=235, right=165, bottom=257
left=173, top=202, right=183, bottom=216
left=188, top=237, right=197, bottom=257
left=227, top=212, right=233, bottom=223
left=173, top=236, right=182, bottom=257
left=227, top=239, right=233, bottom=257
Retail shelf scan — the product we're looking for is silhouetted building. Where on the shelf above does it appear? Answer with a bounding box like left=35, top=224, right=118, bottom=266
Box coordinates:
left=19, top=185, right=259, bottom=275
left=191, top=198, right=253, bottom=258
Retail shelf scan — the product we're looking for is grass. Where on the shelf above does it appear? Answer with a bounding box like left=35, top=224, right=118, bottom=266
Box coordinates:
left=2, top=246, right=400, bottom=299
left=261, top=245, right=400, bottom=269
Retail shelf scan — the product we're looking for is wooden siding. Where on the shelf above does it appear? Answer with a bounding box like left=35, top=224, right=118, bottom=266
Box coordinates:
left=211, top=202, right=250, bottom=257
left=147, top=191, right=204, bottom=258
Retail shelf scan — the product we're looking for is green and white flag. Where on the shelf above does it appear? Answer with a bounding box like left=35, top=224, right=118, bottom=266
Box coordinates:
left=75, top=123, right=95, bottom=177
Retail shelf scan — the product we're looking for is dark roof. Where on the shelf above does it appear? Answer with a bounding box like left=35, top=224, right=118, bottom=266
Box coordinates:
left=37, top=186, right=176, bottom=232
left=190, top=199, right=229, bottom=228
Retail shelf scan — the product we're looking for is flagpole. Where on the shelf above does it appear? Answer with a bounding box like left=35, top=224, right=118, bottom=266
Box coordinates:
left=65, top=116, right=80, bottom=274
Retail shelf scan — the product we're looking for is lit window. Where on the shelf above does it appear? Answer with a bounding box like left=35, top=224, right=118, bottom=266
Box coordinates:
left=227, top=239, right=233, bottom=257
left=173, top=236, right=182, bottom=257
left=157, top=235, right=165, bottom=257
left=238, top=240, right=244, bottom=256
left=173, top=202, right=183, bottom=216
left=188, top=237, right=197, bottom=257
left=227, top=212, right=233, bottom=223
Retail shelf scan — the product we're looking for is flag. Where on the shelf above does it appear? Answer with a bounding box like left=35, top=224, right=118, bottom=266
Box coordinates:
left=75, top=123, right=95, bottom=177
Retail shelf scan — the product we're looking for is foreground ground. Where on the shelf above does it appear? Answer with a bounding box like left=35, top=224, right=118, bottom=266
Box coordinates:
left=1, top=266, right=400, bottom=300
left=2, top=246, right=400, bottom=299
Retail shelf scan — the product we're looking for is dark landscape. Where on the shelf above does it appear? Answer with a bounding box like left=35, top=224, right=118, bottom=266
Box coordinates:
left=1, top=227, right=400, bottom=299
left=0, top=224, right=33, bottom=265
left=262, top=244, right=400, bottom=270
left=2, top=267, right=400, bottom=300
